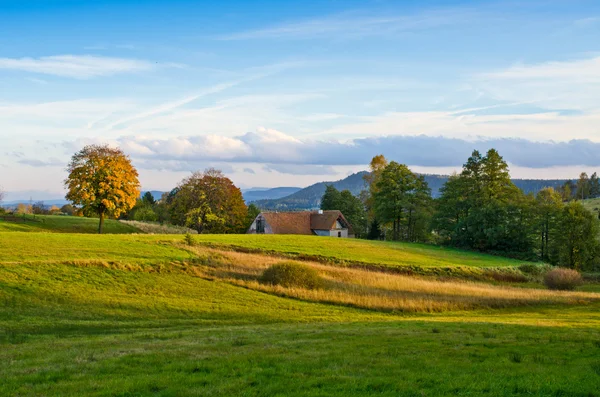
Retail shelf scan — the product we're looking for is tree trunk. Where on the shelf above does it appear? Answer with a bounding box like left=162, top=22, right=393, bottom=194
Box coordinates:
left=98, top=211, right=105, bottom=234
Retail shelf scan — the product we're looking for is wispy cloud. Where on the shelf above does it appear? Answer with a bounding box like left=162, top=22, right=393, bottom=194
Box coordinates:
left=0, top=55, right=155, bottom=79
left=217, top=8, right=475, bottom=40
left=475, top=55, right=600, bottom=111
left=102, top=62, right=308, bottom=131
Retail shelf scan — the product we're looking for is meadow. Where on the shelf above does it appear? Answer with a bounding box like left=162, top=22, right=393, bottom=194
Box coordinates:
left=0, top=214, right=139, bottom=234
left=1, top=217, right=600, bottom=395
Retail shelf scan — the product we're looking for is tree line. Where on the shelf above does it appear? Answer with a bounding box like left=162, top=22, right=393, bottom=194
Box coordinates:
left=354, top=150, right=600, bottom=271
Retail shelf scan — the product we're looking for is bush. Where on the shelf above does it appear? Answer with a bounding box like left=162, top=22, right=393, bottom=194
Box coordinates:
left=259, top=261, right=323, bottom=289
left=543, top=268, right=583, bottom=291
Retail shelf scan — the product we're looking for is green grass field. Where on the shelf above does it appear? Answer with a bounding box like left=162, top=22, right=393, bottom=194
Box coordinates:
left=0, top=214, right=140, bottom=234
left=1, top=217, right=600, bottom=395
left=0, top=231, right=524, bottom=272
left=1, top=261, right=599, bottom=396
left=181, top=234, right=525, bottom=269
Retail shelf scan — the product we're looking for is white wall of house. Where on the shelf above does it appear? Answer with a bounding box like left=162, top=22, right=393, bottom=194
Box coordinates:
left=329, top=229, right=349, bottom=238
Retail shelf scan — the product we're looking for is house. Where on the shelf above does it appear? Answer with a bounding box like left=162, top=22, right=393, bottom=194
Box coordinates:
left=247, top=210, right=354, bottom=238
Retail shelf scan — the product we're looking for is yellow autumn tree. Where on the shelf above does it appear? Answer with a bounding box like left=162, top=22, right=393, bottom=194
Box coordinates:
left=65, top=145, right=140, bottom=234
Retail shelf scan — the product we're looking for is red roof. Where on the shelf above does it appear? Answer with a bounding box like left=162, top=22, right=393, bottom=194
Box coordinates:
left=258, top=210, right=353, bottom=235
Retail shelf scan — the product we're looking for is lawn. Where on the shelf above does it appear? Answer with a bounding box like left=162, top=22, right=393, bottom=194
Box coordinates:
left=0, top=214, right=140, bottom=234
left=1, top=261, right=599, bottom=396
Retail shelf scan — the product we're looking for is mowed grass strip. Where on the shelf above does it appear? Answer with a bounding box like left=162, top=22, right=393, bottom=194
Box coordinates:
left=0, top=215, right=140, bottom=234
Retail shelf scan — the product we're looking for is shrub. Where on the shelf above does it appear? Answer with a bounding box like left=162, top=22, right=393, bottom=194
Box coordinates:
left=184, top=233, right=195, bottom=246
left=543, top=268, right=583, bottom=291
left=259, top=261, right=323, bottom=290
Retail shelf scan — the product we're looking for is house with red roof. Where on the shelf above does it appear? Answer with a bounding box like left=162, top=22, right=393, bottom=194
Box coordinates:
left=247, top=210, right=354, bottom=238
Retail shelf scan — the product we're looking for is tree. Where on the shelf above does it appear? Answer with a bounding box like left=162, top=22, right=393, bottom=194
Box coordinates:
left=590, top=172, right=600, bottom=198
left=245, top=203, right=261, bottom=230
left=373, top=162, right=432, bottom=242
left=134, top=206, right=158, bottom=222
left=65, top=145, right=140, bottom=234
left=142, top=191, right=156, bottom=206
left=32, top=201, right=47, bottom=215
left=168, top=169, right=247, bottom=234
left=576, top=172, right=590, bottom=200
left=60, top=204, right=75, bottom=216
left=536, top=188, right=563, bottom=262
left=433, top=149, right=536, bottom=258
left=320, top=186, right=368, bottom=238
left=557, top=202, right=599, bottom=270
left=320, top=185, right=342, bottom=211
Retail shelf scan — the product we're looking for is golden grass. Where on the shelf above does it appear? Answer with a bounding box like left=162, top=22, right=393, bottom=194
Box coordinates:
left=183, top=245, right=600, bottom=313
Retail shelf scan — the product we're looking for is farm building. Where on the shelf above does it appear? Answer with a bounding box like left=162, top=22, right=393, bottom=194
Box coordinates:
left=247, top=210, right=354, bottom=238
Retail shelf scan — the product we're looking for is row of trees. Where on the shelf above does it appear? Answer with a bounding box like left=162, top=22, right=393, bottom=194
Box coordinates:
left=64, top=145, right=252, bottom=234
left=355, top=151, right=600, bottom=270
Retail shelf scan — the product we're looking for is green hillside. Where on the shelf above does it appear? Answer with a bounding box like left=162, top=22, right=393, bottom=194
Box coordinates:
left=0, top=232, right=523, bottom=269
left=0, top=215, right=141, bottom=234
left=1, top=257, right=600, bottom=395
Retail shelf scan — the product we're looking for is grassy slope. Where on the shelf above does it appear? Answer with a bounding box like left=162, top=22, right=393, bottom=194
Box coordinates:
left=185, top=234, right=524, bottom=269
left=0, top=215, right=140, bottom=234
left=1, top=262, right=600, bottom=396
left=0, top=232, right=523, bottom=269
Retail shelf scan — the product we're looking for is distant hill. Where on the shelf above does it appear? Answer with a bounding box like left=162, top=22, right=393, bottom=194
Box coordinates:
left=243, top=187, right=302, bottom=203
left=254, top=172, right=370, bottom=210
left=254, top=172, right=572, bottom=210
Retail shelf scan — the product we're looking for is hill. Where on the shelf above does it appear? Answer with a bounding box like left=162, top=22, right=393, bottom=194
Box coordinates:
left=1, top=230, right=600, bottom=395
left=254, top=172, right=570, bottom=210
left=0, top=215, right=141, bottom=234
left=243, top=187, right=302, bottom=202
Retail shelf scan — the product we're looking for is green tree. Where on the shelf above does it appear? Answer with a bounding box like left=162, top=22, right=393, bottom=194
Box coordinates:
left=320, top=186, right=368, bottom=238
left=557, top=201, right=599, bottom=270
left=142, top=191, right=156, bottom=206
left=374, top=162, right=431, bottom=241
left=65, top=145, right=140, bottom=234
left=245, top=203, right=261, bottom=230
left=134, top=206, right=158, bottom=222
left=60, top=204, right=75, bottom=216
left=168, top=169, right=247, bottom=234
left=536, top=187, right=563, bottom=263
left=590, top=172, right=600, bottom=198
left=320, top=185, right=342, bottom=211
left=576, top=172, right=590, bottom=200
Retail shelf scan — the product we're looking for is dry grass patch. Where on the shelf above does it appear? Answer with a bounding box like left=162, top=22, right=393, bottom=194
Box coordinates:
left=182, top=245, right=600, bottom=313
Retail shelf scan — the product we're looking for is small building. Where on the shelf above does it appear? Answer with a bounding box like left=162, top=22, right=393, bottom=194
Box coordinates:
left=247, top=210, right=354, bottom=238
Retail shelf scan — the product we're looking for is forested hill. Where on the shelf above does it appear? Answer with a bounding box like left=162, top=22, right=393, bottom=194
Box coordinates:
left=253, top=172, right=570, bottom=210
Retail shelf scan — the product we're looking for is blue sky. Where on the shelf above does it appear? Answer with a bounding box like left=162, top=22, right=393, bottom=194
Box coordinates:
left=2, top=0, right=600, bottom=198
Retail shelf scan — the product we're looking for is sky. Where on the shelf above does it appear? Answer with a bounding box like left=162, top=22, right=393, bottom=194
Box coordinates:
left=2, top=0, right=600, bottom=199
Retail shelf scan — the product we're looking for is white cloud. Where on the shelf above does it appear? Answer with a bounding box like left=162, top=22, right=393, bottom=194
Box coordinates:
left=0, top=55, right=155, bottom=79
